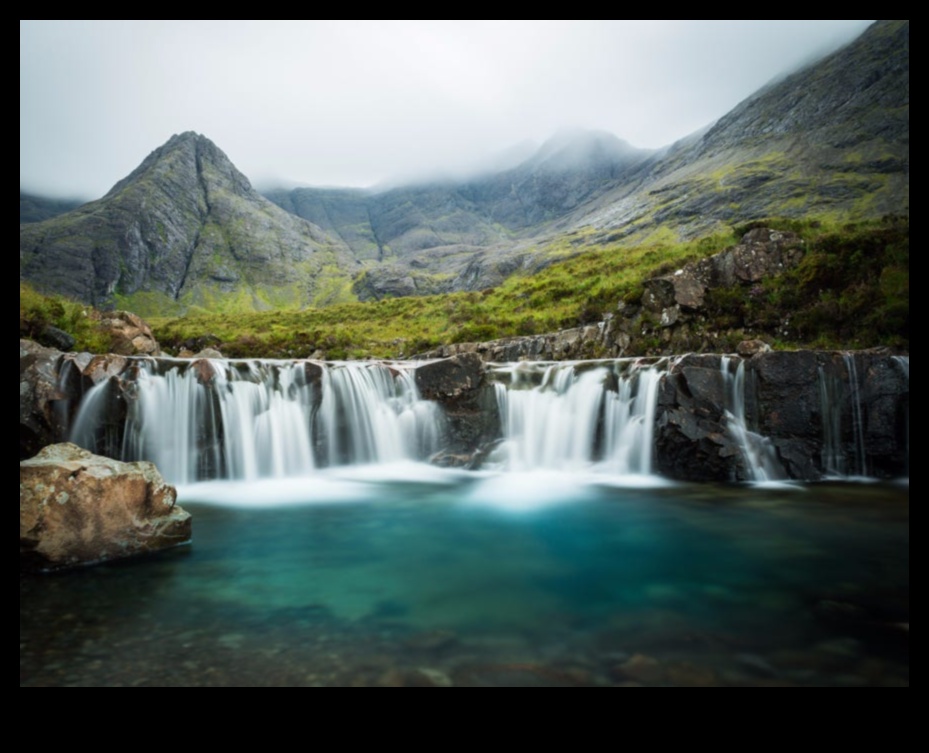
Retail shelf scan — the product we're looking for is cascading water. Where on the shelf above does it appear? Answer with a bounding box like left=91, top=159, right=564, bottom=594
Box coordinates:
left=489, top=359, right=665, bottom=474
left=818, top=364, right=846, bottom=476
left=69, top=359, right=444, bottom=484
left=843, top=354, right=868, bottom=477
left=894, top=356, right=909, bottom=476
left=817, top=354, right=877, bottom=478
left=720, top=356, right=784, bottom=482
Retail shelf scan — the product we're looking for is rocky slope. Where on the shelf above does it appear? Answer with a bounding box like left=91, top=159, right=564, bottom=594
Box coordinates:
left=577, top=20, right=909, bottom=239
left=264, top=21, right=908, bottom=295
left=21, top=22, right=908, bottom=311
left=266, top=130, right=653, bottom=300
left=20, top=132, right=356, bottom=314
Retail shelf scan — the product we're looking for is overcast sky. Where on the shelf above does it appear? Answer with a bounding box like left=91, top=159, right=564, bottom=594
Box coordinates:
left=21, top=20, right=874, bottom=198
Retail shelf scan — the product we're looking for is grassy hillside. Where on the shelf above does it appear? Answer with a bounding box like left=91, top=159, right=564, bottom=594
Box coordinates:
left=20, top=283, right=115, bottom=353
left=147, top=215, right=907, bottom=359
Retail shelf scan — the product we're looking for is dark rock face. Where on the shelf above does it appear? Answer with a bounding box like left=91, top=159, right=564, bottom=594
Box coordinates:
left=656, top=355, right=744, bottom=482
left=415, top=353, right=500, bottom=459
left=20, top=340, right=67, bottom=460
left=37, top=325, right=75, bottom=352
left=654, top=351, right=909, bottom=481
left=19, top=342, right=908, bottom=483
left=20, top=443, right=191, bottom=571
left=20, top=132, right=353, bottom=312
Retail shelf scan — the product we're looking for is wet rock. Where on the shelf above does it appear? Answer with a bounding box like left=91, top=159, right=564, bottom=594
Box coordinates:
left=20, top=340, right=66, bottom=460
left=736, top=653, right=779, bottom=678
left=376, top=667, right=452, bottom=687
left=666, top=661, right=719, bottom=687
left=415, top=354, right=500, bottom=454
left=612, top=653, right=667, bottom=685
left=404, top=629, right=458, bottom=652
left=454, top=663, right=593, bottom=688
left=82, top=354, right=130, bottom=384
left=655, top=355, right=744, bottom=481
left=20, top=443, right=191, bottom=571
left=191, top=358, right=219, bottom=386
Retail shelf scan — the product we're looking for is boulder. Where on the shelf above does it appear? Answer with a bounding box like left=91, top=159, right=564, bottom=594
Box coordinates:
left=415, top=354, right=500, bottom=454
left=20, top=443, right=191, bottom=571
left=643, top=228, right=804, bottom=317
left=38, top=325, right=76, bottom=352
left=96, top=310, right=161, bottom=356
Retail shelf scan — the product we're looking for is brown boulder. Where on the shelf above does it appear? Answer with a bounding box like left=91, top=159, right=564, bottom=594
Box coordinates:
left=96, top=310, right=161, bottom=356
left=20, top=443, right=191, bottom=571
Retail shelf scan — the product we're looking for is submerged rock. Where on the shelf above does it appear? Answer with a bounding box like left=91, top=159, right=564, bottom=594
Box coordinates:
left=20, top=443, right=191, bottom=571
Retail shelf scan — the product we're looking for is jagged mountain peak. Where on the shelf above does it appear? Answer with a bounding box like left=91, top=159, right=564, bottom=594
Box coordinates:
left=20, top=132, right=353, bottom=313
left=105, top=130, right=253, bottom=201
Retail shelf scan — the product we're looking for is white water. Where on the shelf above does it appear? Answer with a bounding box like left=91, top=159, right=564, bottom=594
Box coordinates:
left=490, top=360, right=665, bottom=474
left=720, top=356, right=784, bottom=482
left=70, top=359, right=444, bottom=484
left=894, top=356, right=909, bottom=476
left=68, top=357, right=670, bottom=484
left=844, top=354, right=868, bottom=477
left=818, top=354, right=886, bottom=478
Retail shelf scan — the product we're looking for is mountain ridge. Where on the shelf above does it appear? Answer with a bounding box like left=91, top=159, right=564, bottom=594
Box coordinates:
left=20, top=132, right=356, bottom=312
left=21, top=21, right=908, bottom=312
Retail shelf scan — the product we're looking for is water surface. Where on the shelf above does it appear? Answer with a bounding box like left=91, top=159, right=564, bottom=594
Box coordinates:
left=20, top=469, right=908, bottom=687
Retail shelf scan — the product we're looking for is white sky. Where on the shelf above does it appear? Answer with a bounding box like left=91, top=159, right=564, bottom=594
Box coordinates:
left=20, top=20, right=874, bottom=198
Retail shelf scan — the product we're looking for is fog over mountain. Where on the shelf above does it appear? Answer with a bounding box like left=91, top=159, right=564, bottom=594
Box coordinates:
left=21, top=20, right=872, bottom=198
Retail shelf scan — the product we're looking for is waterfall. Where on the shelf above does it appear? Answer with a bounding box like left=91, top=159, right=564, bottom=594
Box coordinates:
left=844, top=354, right=867, bottom=477
left=894, top=356, right=909, bottom=476
left=817, top=354, right=876, bottom=478
left=490, top=359, right=664, bottom=474
left=818, top=365, right=846, bottom=476
left=720, top=356, right=784, bottom=482
left=69, top=359, right=444, bottom=484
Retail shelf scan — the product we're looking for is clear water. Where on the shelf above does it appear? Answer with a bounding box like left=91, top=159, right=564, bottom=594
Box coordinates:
left=20, top=470, right=909, bottom=687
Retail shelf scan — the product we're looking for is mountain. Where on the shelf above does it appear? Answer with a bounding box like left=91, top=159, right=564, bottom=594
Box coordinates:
left=264, top=129, right=654, bottom=299
left=21, top=22, right=908, bottom=312
left=20, top=132, right=355, bottom=313
left=265, top=21, right=907, bottom=296
left=20, top=192, right=85, bottom=223
left=571, top=19, right=909, bottom=239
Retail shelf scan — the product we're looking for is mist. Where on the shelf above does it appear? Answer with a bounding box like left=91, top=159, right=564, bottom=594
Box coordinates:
left=21, top=20, right=874, bottom=199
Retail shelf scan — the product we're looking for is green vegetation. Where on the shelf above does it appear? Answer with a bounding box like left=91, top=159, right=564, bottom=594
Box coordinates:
left=708, top=214, right=909, bottom=349
left=20, top=283, right=115, bottom=353
left=148, top=227, right=741, bottom=358
left=150, top=216, right=907, bottom=358
left=21, top=216, right=908, bottom=359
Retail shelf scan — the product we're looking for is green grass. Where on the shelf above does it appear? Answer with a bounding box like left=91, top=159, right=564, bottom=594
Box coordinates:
left=149, top=226, right=745, bottom=358
left=23, top=215, right=908, bottom=359
left=20, top=283, right=115, bottom=353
